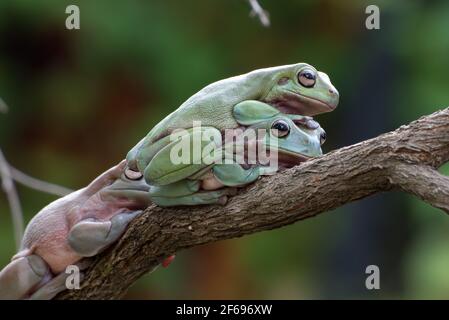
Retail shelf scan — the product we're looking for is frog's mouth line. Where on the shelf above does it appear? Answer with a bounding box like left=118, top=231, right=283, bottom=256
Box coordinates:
left=268, top=91, right=335, bottom=117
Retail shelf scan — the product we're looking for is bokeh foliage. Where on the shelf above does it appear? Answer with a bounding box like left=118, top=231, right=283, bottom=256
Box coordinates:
left=1, top=0, right=449, bottom=299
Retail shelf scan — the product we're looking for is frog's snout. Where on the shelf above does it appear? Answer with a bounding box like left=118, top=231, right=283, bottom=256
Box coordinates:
left=327, top=91, right=339, bottom=110
left=302, top=139, right=322, bottom=157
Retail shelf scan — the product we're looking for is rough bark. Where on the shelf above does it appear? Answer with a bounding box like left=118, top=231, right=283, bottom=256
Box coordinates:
left=58, top=106, right=449, bottom=299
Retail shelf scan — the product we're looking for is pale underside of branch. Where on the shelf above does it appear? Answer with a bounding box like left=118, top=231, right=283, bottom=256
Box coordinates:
left=58, top=106, right=449, bottom=299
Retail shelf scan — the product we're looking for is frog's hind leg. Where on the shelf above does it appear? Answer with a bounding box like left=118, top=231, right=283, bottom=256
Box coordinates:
left=144, top=127, right=222, bottom=186
left=28, top=270, right=73, bottom=300
left=151, top=188, right=237, bottom=207
left=149, top=179, right=236, bottom=206
left=25, top=259, right=92, bottom=300
left=18, top=208, right=140, bottom=300
left=0, top=253, right=49, bottom=299
left=28, top=259, right=91, bottom=300
left=0, top=253, right=89, bottom=300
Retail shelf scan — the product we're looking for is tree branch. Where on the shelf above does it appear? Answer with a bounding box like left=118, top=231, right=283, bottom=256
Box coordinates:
left=57, top=106, right=449, bottom=299
left=389, top=164, right=449, bottom=213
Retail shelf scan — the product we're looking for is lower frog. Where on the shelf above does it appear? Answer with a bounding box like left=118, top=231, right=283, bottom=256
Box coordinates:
left=126, top=101, right=326, bottom=207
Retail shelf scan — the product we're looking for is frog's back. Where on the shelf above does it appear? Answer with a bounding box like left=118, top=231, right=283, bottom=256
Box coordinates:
left=126, top=64, right=300, bottom=171
left=146, top=63, right=303, bottom=143
left=147, top=71, right=271, bottom=143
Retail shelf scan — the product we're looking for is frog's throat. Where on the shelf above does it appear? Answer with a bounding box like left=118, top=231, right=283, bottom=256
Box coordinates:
left=277, top=149, right=313, bottom=168
left=267, top=91, right=334, bottom=117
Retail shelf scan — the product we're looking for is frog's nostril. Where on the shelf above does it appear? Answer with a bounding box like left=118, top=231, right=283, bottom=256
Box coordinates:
left=329, top=89, right=335, bottom=94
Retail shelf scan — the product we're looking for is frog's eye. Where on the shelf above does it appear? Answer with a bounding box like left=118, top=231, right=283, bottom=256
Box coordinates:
left=298, top=69, right=316, bottom=88
left=320, top=130, right=327, bottom=145
left=124, top=168, right=143, bottom=180
left=271, top=120, right=290, bottom=138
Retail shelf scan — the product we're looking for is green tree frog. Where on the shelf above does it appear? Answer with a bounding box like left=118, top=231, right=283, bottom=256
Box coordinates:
left=126, top=63, right=338, bottom=174
left=128, top=100, right=326, bottom=207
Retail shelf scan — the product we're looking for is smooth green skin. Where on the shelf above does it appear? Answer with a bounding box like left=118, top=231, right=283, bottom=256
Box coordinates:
left=142, top=101, right=325, bottom=207
left=127, top=63, right=338, bottom=173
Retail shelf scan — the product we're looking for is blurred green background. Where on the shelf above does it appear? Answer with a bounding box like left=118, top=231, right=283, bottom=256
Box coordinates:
left=1, top=0, right=449, bottom=299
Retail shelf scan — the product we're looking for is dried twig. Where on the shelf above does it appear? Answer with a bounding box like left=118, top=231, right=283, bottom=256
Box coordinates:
left=0, top=98, right=72, bottom=249
left=248, top=0, right=270, bottom=27
left=0, top=98, right=23, bottom=248
left=10, top=167, right=72, bottom=197
left=0, top=149, right=24, bottom=249
left=0, top=97, right=7, bottom=113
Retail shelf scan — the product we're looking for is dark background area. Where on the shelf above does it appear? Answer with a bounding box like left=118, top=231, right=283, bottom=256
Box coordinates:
left=1, top=0, right=449, bottom=299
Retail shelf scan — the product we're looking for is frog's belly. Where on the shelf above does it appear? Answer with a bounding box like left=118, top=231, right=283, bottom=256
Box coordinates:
left=22, top=208, right=80, bottom=274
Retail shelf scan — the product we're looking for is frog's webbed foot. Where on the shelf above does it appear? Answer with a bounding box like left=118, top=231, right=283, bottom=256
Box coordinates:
left=68, top=210, right=142, bottom=257
left=0, top=254, right=49, bottom=300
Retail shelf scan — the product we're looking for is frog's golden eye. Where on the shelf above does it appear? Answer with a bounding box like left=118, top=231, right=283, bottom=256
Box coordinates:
left=271, top=120, right=290, bottom=138
left=124, top=168, right=143, bottom=180
left=298, top=69, right=317, bottom=88
left=320, top=130, right=327, bottom=145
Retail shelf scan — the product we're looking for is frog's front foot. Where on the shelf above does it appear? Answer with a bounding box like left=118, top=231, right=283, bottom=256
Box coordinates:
left=68, top=210, right=143, bottom=257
